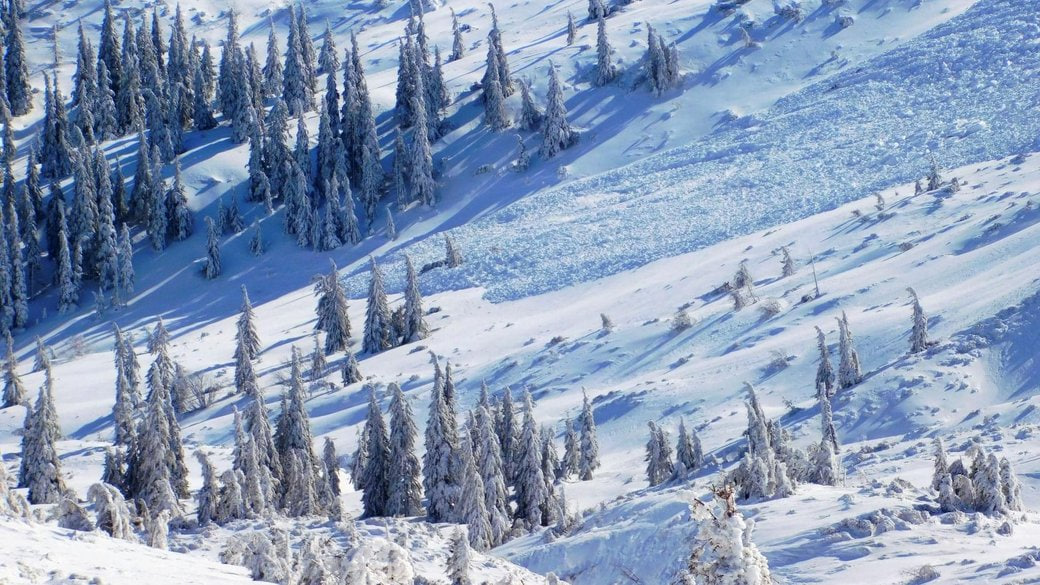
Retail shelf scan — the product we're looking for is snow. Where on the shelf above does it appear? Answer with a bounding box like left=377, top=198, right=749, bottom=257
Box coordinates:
left=2, top=0, right=1040, bottom=581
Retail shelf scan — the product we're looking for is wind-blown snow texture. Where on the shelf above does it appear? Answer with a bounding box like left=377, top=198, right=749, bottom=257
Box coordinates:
left=392, top=0, right=1040, bottom=301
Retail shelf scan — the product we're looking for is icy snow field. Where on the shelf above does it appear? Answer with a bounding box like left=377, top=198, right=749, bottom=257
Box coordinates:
left=2, top=0, right=1040, bottom=581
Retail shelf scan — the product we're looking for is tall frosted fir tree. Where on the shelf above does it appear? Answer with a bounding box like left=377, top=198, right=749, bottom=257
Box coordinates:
left=514, top=391, right=548, bottom=527
left=814, top=326, right=834, bottom=399
left=675, top=417, right=703, bottom=473
left=908, top=287, right=930, bottom=354
left=362, top=257, right=393, bottom=354
left=474, top=401, right=510, bottom=545
left=236, top=286, right=262, bottom=361
left=481, top=41, right=510, bottom=130
left=408, top=94, right=436, bottom=208
left=540, top=65, right=574, bottom=159
left=19, top=378, right=66, bottom=504
left=835, top=312, right=862, bottom=390
left=386, top=382, right=423, bottom=517
left=276, top=347, right=321, bottom=516
left=2, top=333, right=27, bottom=407
left=594, top=16, right=617, bottom=86
left=458, top=428, right=493, bottom=550
left=5, top=2, right=32, bottom=116
left=424, top=358, right=459, bottom=522
left=450, top=9, right=464, bottom=61
left=578, top=390, right=599, bottom=480
left=360, top=386, right=390, bottom=518
left=519, top=79, right=544, bottom=129
left=314, top=262, right=351, bottom=353
left=202, top=217, right=221, bottom=279
left=402, top=255, right=428, bottom=343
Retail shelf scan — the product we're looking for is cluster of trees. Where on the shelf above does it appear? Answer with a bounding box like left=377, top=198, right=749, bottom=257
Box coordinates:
left=644, top=418, right=704, bottom=486
left=726, top=383, right=840, bottom=501
left=354, top=365, right=599, bottom=549
left=932, top=438, right=1022, bottom=515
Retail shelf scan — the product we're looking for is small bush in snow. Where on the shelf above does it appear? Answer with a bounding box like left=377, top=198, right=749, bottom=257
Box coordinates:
left=758, top=298, right=784, bottom=319
left=600, top=313, right=614, bottom=334
left=672, top=309, right=694, bottom=332
left=906, top=565, right=940, bottom=584
left=773, top=0, right=804, bottom=21
left=836, top=14, right=855, bottom=28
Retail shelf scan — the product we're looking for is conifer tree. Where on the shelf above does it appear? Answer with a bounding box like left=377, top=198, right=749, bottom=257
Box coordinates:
left=363, top=257, right=393, bottom=354
left=264, top=23, right=284, bottom=96
left=459, top=428, right=493, bottom=549
left=578, top=390, right=599, bottom=480
left=56, top=221, right=79, bottom=313
left=195, top=450, right=220, bottom=525
left=314, top=262, right=351, bottom=353
left=318, top=22, right=338, bottom=75
left=814, top=326, right=834, bottom=399
left=424, top=357, right=460, bottom=522
left=482, top=41, right=510, bottom=130
left=20, top=378, right=66, bottom=504
left=678, top=487, right=774, bottom=584
left=2, top=333, right=26, bottom=407
left=4, top=3, right=32, bottom=116
left=387, top=382, right=424, bottom=517
left=561, top=418, right=580, bottom=479
left=835, top=312, right=862, bottom=390
left=566, top=12, right=577, bottom=46
left=6, top=201, right=27, bottom=328
left=540, top=65, right=574, bottom=159
left=276, top=346, right=320, bottom=516
left=236, top=286, right=262, bottom=362
left=99, top=0, right=123, bottom=96
left=202, top=217, right=221, bottom=279
left=515, top=391, right=547, bottom=526
left=245, top=393, right=281, bottom=484
left=594, top=16, right=617, bottom=86
left=399, top=255, right=429, bottom=343
left=192, top=64, right=217, bottom=130
left=283, top=6, right=314, bottom=116
left=908, top=287, right=930, bottom=354
left=447, top=529, right=472, bottom=585
left=675, top=417, right=703, bottom=473
left=645, top=421, right=673, bottom=486
left=360, top=386, right=390, bottom=517
left=450, top=9, right=464, bottom=61
left=408, top=94, right=436, bottom=208
left=587, top=0, right=606, bottom=20
left=474, top=401, right=509, bottom=545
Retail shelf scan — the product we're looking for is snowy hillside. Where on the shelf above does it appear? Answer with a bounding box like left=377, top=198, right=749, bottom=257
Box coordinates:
left=0, top=0, right=1037, bottom=580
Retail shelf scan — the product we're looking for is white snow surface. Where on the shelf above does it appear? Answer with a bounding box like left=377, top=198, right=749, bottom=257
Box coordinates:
left=1, top=0, right=1040, bottom=582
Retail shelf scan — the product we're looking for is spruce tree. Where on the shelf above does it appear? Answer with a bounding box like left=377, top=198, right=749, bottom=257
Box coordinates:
left=56, top=220, right=79, bottom=313
left=277, top=346, right=320, bottom=516
left=362, top=257, right=393, bottom=354
left=6, top=201, right=27, bottom=328
left=203, top=217, right=221, bottom=279
left=450, top=9, right=464, bottom=61
left=908, top=287, right=930, bottom=353
left=195, top=450, right=220, bottom=525
left=4, top=3, right=32, bottom=116
left=578, top=390, right=599, bottom=480
left=566, top=12, right=577, bottom=46
left=314, top=262, right=351, bottom=353
left=360, top=386, right=390, bottom=517
left=540, top=65, right=574, bottom=159
left=835, top=312, right=862, bottom=390
left=424, top=357, right=460, bottom=522
left=515, top=391, right=547, bottom=527
left=814, top=326, right=834, bottom=399
left=482, top=41, right=510, bottom=130
left=675, top=417, right=703, bottom=473
left=447, top=529, right=472, bottom=585
left=20, top=379, right=66, bottom=504
left=399, top=255, right=428, bottom=343
left=458, top=429, right=493, bottom=549
left=594, top=16, right=617, bottom=86
left=264, top=23, right=284, bottom=96
left=387, top=382, right=424, bottom=516
left=474, top=401, right=509, bottom=545
left=2, top=333, right=26, bottom=407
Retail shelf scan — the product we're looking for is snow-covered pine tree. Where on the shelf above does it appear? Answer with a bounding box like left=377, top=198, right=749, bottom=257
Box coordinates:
left=450, top=9, right=464, bottom=61
left=321, top=436, right=341, bottom=498
left=594, top=16, right=617, bottom=86
left=517, top=78, right=544, bottom=132
left=341, top=348, right=362, bottom=387
left=459, top=428, right=493, bottom=549
left=835, top=312, right=862, bottom=390
left=813, top=326, right=834, bottom=399
left=482, top=41, right=510, bottom=131
left=780, top=246, right=796, bottom=277
left=314, top=262, right=351, bottom=353
left=578, top=390, right=599, bottom=480
left=2, top=333, right=26, bottom=407
left=387, top=382, right=424, bottom=517
left=276, top=346, right=321, bottom=516
left=447, top=528, right=472, bottom=585
left=263, top=23, right=283, bottom=96
left=566, top=12, right=577, bottom=46
left=283, top=6, right=314, bottom=116
left=19, top=380, right=66, bottom=504
left=318, top=22, right=339, bottom=75
left=678, top=486, right=774, bottom=584
left=487, top=5, right=513, bottom=96
left=645, top=421, right=675, bottom=486
left=975, top=453, right=1007, bottom=515
left=362, top=257, right=393, bottom=354
left=424, top=357, right=460, bottom=522
left=407, top=93, right=436, bottom=208
left=360, top=386, right=390, bottom=518
left=56, top=218, right=79, bottom=313
left=245, top=393, right=281, bottom=484
left=88, top=482, right=134, bottom=540
left=999, top=457, right=1022, bottom=512
left=514, top=390, right=548, bottom=527
left=5, top=202, right=28, bottom=329
left=395, top=256, right=428, bottom=344
left=540, top=65, right=574, bottom=159
left=202, top=217, right=221, bottom=279
left=560, top=418, right=580, bottom=479
left=4, top=3, right=32, bottom=116
left=128, top=381, right=184, bottom=516
left=587, top=0, right=607, bottom=20
left=676, top=417, right=703, bottom=474
left=908, top=287, right=930, bottom=354
left=931, top=437, right=949, bottom=492
left=310, top=331, right=327, bottom=381
left=195, top=450, right=220, bottom=525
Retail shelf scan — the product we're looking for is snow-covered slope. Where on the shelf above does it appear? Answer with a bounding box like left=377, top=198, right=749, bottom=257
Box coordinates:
left=2, top=0, right=1040, bottom=580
